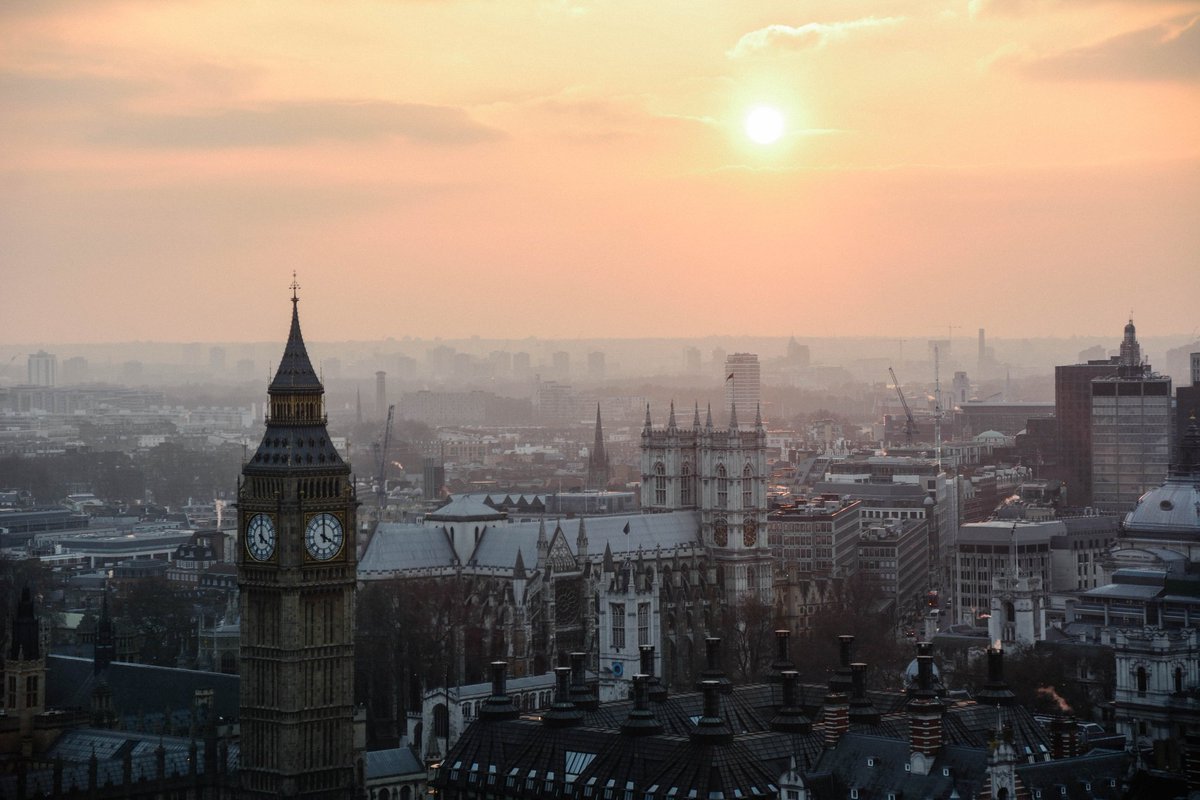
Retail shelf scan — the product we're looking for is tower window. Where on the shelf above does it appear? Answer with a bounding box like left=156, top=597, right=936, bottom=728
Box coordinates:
left=1137, top=666, right=1147, bottom=695
left=680, top=462, right=692, bottom=506
left=742, top=464, right=753, bottom=509
left=716, top=464, right=728, bottom=508
left=654, top=463, right=666, bottom=506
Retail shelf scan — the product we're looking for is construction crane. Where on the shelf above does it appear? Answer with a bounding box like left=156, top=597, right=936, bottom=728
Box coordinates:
left=377, top=404, right=395, bottom=508
left=889, top=366, right=917, bottom=446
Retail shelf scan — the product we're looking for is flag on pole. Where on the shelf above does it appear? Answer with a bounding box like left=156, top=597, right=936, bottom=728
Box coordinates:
left=623, top=521, right=631, bottom=535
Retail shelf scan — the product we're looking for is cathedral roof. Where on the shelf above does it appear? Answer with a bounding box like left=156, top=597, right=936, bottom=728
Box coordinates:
left=360, top=524, right=458, bottom=573
left=268, top=293, right=322, bottom=394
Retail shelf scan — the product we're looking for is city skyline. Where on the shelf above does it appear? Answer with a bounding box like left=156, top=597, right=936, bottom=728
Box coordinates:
left=2, top=0, right=1197, bottom=344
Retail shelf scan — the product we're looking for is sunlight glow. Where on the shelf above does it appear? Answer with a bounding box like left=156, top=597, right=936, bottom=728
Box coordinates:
left=745, top=106, right=785, bottom=145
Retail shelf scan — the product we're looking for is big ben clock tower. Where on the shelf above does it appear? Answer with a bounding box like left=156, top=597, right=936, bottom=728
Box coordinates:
left=238, top=279, right=358, bottom=798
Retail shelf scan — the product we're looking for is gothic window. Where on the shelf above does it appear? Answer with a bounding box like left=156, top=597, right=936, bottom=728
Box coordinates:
left=742, top=464, right=754, bottom=508
left=654, top=462, right=666, bottom=506
left=1136, top=666, right=1147, bottom=696
left=637, top=602, right=650, bottom=647
left=680, top=462, right=692, bottom=506
left=1175, top=667, right=1184, bottom=694
left=24, top=676, right=37, bottom=709
left=716, top=464, right=728, bottom=508
left=611, top=603, right=626, bottom=650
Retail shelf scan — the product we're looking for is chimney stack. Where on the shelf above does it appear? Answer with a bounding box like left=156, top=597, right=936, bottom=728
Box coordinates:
left=848, top=662, right=881, bottom=726
left=620, top=675, right=663, bottom=737
left=697, top=637, right=732, bottom=694
left=770, top=670, right=812, bottom=734
left=977, top=646, right=1016, bottom=706
left=690, top=680, right=733, bottom=744
left=908, top=647, right=944, bottom=767
left=640, top=644, right=668, bottom=702
left=770, top=629, right=794, bottom=681
left=568, top=652, right=598, bottom=711
left=542, top=666, right=583, bottom=728
left=479, top=661, right=519, bottom=721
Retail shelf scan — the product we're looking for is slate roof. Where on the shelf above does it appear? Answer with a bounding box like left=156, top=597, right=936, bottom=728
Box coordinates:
left=46, top=655, right=240, bottom=723
left=1015, top=749, right=1128, bottom=799
left=361, top=524, right=458, bottom=574
left=428, top=495, right=509, bottom=522
left=810, top=733, right=988, bottom=799
left=0, top=728, right=239, bottom=798
left=365, top=746, right=426, bottom=780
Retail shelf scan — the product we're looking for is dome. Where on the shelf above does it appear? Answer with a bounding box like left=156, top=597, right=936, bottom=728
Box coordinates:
left=1124, top=480, right=1200, bottom=536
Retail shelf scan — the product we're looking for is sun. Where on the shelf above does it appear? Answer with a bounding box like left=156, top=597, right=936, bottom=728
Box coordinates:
left=745, top=106, right=785, bottom=145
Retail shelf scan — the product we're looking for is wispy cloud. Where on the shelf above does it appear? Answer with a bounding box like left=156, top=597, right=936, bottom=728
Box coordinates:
left=1024, top=14, right=1200, bottom=82
left=727, top=17, right=904, bottom=59
left=92, top=101, right=503, bottom=148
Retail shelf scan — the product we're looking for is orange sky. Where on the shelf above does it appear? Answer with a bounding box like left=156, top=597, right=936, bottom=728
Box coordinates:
left=2, top=0, right=1198, bottom=343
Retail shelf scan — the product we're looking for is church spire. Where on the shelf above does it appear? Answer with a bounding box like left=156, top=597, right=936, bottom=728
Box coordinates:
left=728, top=402, right=739, bottom=432
left=94, top=591, right=114, bottom=676
left=692, top=402, right=701, bottom=430
left=643, top=403, right=652, bottom=435
left=9, top=585, right=39, bottom=662
left=587, top=404, right=610, bottom=491
left=705, top=403, right=713, bottom=430
left=667, top=401, right=677, bottom=430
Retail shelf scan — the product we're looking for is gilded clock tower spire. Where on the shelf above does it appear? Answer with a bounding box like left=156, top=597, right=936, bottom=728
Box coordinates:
left=238, top=279, right=359, bottom=798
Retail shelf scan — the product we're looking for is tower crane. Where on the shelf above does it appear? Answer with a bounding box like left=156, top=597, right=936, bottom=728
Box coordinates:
left=377, top=404, right=395, bottom=508
left=889, top=366, right=917, bottom=446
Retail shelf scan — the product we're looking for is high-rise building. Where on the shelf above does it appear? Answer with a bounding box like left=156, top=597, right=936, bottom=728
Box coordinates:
left=375, top=370, right=386, bottom=420
left=552, top=350, right=570, bottom=379
left=26, top=351, right=56, bottom=387
left=61, top=356, right=88, bottom=385
left=587, top=351, right=605, bottom=382
left=1054, top=356, right=1119, bottom=509
left=1192, top=352, right=1200, bottom=387
left=1090, top=320, right=1172, bottom=513
left=237, top=286, right=358, bottom=797
left=724, top=352, right=760, bottom=428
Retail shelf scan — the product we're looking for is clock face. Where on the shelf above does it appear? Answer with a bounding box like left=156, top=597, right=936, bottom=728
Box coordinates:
left=743, top=516, right=758, bottom=548
left=305, top=512, right=345, bottom=561
left=713, top=516, right=728, bottom=547
left=246, top=513, right=276, bottom=561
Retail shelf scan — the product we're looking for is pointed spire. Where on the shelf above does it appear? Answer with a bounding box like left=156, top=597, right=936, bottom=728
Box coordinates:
left=705, top=403, right=713, bottom=430
left=667, top=401, right=677, bottom=430
left=603, top=541, right=615, bottom=574
left=268, top=275, right=322, bottom=394
left=728, top=402, right=739, bottom=431
left=754, top=402, right=763, bottom=429
left=692, top=402, right=701, bottom=429
left=575, top=517, right=589, bottom=559
left=513, top=549, right=527, bottom=580
left=643, top=403, right=652, bottom=433
left=94, top=590, right=114, bottom=676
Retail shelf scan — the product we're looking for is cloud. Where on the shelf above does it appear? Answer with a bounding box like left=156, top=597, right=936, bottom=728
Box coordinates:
left=727, top=17, right=903, bottom=58
left=1024, top=14, right=1200, bottom=81
left=92, top=101, right=503, bottom=148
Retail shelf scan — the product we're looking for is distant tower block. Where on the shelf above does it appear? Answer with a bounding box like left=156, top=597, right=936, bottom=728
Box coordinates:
left=27, top=351, right=56, bottom=387
left=725, top=353, right=761, bottom=429
left=375, top=370, right=387, bottom=420
left=953, top=371, right=970, bottom=405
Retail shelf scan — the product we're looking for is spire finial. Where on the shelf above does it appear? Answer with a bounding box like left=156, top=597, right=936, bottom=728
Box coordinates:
left=290, top=271, right=300, bottom=305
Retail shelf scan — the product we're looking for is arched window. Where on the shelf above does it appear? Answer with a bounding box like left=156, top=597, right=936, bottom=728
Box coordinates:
left=1136, top=666, right=1147, bottom=696
left=1175, top=667, right=1184, bottom=694
left=680, top=462, right=692, bottom=506
left=654, top=462, right=667, bottom=506
left=742, top=463, right=754, bottom=509
left=716, top=464, right=728, bottom=508
left=401, top=786, right=412, bottom=800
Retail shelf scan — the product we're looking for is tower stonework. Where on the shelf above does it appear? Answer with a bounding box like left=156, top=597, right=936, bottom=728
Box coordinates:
left=640, top=402, right=771, bottom=603
left=238, top=285, right=359, bottom=798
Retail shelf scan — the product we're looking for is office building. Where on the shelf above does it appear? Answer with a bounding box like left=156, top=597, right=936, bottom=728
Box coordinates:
left=1054, top=352, right=1119, bottom=508
left=1090, top=321, right=1171, bottom=512
left=26, top=351, right=56, bottom=387
left=724, top=352, right=760, bottom=428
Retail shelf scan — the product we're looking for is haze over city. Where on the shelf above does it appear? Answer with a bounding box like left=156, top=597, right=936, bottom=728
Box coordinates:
left=2, top=0, right=1198, bottom=343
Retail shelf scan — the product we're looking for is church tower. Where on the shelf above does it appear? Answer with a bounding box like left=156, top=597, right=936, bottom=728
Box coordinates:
left=238, top=280, right=358, bottom=798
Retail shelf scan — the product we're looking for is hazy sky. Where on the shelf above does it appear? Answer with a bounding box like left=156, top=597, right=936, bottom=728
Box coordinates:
left=2, top=0, right=1197, bottom=344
